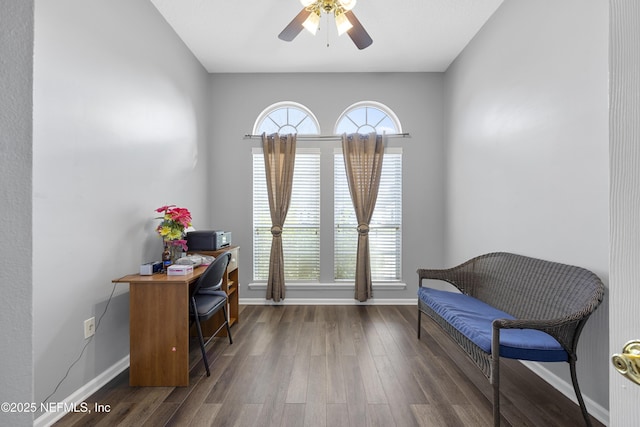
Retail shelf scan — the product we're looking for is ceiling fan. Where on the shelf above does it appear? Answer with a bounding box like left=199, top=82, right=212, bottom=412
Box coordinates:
left=278, top=0, right=373, bottom=50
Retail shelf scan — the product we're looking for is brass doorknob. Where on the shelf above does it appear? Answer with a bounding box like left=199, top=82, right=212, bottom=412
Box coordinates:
left=612, top=340, right=640, bottom=385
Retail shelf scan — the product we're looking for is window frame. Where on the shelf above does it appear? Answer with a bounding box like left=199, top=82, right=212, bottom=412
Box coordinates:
left=333, top=147, right=403, bottom=282
left=333, top=102, right=403, bottom=282
left=334, top=100, right=403, bottom=135
left=251, top=100, right=404, bottom=285
left=252, top=102, right=322, bottom=282
left=252, top=147, right=321, bottom=282
left=252, top=101, right=321, bottom=136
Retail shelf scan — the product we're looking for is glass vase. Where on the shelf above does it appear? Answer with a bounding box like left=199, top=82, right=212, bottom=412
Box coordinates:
left=169, top=243, right=183, bottom=264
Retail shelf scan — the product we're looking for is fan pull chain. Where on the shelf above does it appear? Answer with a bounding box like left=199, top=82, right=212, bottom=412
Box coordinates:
left=326, top=13, right=330, bottom=47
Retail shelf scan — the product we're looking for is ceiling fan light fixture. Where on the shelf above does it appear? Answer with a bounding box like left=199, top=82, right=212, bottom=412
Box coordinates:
left=338, top=0, right=357, bottom=11
left=302, top=11, right=321, bottom=35
left=279, top=0, right=372, bottom=49
left=335, top=12, right=353, bottom=36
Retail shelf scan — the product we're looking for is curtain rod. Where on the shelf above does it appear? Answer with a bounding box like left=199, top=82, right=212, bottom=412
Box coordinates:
left=243, top=133, right=410, bottom=141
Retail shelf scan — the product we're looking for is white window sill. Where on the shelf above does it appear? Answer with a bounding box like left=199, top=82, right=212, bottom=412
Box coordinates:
left=248, top=282, right=406, bottom=291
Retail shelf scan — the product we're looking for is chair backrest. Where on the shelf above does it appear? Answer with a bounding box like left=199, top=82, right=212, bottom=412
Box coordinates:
left=461, top=252, right=604, bottom=321
left=192, top=252, right=231, bottom=294
left=419, top=252, right=605, bottom=356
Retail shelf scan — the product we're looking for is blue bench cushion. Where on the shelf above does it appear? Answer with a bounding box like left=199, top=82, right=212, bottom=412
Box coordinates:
left=418, top=287, right=568, bottom=362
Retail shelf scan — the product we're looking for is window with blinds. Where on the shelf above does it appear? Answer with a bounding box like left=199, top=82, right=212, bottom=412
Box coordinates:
left=334, top=149, right=402, bottom=281
left=252, top=102, right=321, bottom=282
left=252, top=148, right=321, bottom=281
left=252, top=100, right=403, bottom=284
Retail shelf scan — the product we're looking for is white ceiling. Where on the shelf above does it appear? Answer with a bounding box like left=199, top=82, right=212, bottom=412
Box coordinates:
left=150, top=0, right=504, bottom=73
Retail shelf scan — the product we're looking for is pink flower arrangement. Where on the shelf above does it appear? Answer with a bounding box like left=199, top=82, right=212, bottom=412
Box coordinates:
left=155, top=205, right=192, bottom=251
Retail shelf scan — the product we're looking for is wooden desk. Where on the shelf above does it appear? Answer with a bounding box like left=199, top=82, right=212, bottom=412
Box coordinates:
left=113, top=245, right=239, bottom=387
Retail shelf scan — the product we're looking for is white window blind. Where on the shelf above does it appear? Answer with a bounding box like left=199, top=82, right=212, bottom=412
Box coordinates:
left=334, top=148, right=402, bottom=281
left=253, top=148, right=321, bottom=281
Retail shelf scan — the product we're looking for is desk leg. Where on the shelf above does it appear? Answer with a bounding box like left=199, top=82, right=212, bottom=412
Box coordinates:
left=129, top=282, right=189, bottom=386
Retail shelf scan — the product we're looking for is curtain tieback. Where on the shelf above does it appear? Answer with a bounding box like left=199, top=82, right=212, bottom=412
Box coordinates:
left=271, top=225, right=283, bottom=236
left=357, top=223, right=369, bottom=235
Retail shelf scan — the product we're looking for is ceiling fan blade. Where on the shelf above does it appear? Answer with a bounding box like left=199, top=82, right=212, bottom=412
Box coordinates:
left=345, top=11, right=373, bottom=50
left=278, top=8, right=312, bottom=42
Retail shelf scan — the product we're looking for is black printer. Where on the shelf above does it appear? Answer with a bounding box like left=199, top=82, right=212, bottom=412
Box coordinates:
left=186, top=230, right=232, bottom=251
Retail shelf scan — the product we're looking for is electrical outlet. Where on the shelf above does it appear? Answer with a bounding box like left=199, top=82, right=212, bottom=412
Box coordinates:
left=84, top=317, right=95, bottom=339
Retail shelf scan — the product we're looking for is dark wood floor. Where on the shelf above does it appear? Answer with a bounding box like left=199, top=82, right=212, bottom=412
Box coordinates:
left=54, top=305, right=603, bottom=427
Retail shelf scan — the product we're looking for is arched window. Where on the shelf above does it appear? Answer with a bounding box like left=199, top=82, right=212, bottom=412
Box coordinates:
left=253, top=101, right=320, bottom=135
left=334, top=102, right=403, bottom=281
left=253, top=102, right=320, bottom=281
left=252, top=101, right=403, bottom=284
left=334, top=101, right=402, bottom=135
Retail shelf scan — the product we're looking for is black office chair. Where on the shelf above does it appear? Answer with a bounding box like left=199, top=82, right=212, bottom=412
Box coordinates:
left=189, top=251, right=233, bottom=376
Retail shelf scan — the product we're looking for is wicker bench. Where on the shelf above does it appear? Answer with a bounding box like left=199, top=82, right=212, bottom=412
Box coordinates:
left=417, top=252, right=604, bottom=427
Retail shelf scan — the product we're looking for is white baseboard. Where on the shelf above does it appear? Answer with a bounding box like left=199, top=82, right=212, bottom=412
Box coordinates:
left=240, top=297, right=416, bottom=305
left=521, top=361, right=609, bottom=426
left=34, top=356, right=130, bottom=427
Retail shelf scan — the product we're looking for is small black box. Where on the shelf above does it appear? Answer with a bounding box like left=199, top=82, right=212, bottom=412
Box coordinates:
left=186, top=230, right=231, bottom=251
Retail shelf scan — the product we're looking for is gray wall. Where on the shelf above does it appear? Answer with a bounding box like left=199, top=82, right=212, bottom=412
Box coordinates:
left=8, top=0, right=620, bottom=424
left=33, top=0, right=211, bottom=412
left=208, top=73, right=446, bottom=301
left=444, top=0, right=609, bottom=415
left=0, top=1, right=34, bottom=426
